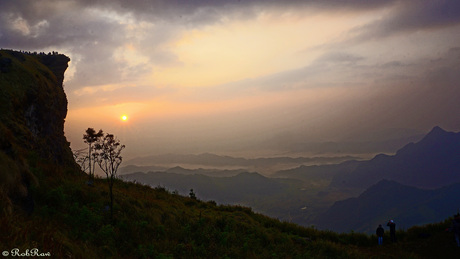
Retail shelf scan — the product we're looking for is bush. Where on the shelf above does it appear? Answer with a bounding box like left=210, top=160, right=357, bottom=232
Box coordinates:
left=45, top=187, right=67, bottom=209
left=95, top=224, right=116, bottom=247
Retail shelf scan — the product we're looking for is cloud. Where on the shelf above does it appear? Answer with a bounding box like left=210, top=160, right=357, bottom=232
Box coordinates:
left=0, top=0, right=397, bottom=48
left=74, top=0, right=396, bottom=20
left=345, top=0, right=460, bottom=43
left=314, top=51, right=365, bottom=66
left=0, top=0, right=399, bottom=92
left=1, top=0, right=151, bottom=88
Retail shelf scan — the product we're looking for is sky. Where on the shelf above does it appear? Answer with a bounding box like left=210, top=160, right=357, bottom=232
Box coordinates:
left=1, top=0, right=460, bottom=159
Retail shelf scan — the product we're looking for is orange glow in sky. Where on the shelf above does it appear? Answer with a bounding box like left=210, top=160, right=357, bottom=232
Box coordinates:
left=48, top=1, right=460, bottom=159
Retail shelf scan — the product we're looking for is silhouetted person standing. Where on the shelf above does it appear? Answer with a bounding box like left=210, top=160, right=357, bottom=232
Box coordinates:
left=376, top=224, right=384, bottom=245
left=387, top=220, right=396, bottom=243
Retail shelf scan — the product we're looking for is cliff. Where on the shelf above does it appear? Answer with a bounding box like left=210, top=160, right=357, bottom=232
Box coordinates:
left=0, top=49, right=74, bottom=215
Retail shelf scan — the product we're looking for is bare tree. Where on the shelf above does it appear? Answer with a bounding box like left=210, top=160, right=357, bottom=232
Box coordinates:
left=73, top=148, right=89, bottom=173
left=94, top=133, right=125, bottom=220
left=83, top=128, right=103, bottom=183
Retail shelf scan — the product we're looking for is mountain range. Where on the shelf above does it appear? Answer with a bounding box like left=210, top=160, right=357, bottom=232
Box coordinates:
left=330, top=126, right=460, bottom=190
left=313, top=126, right=460, bottom=232
left=125, top=152, right=357, bottom=168
left=120, top=165, right=248, bottom=177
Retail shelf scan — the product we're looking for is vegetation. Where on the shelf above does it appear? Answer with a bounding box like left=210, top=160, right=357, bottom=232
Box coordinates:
left=82, top=127, right=104, bottom=182
left=77, top=128, right=125, bottom=221
left=94, top=132, right=125, bottom=221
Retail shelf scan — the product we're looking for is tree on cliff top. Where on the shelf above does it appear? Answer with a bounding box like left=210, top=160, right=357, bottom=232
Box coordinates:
left=83, top=128, right=103, bottom=183
left=94, top=133, right=125, bottom=221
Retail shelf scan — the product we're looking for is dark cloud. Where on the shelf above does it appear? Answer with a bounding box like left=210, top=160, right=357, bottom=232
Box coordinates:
left=380, top=61, right=407, bottom=69
left=314, top=51, right=364, bottom=65
left=5, top=0, right=450, bottom=54
left=75, top=0, right=396, bottom=18
left=1, top=0, right=397, bottom=42
left=348, top=0, right=460, bottom=42
left=0, top=0, right=403, bottom=91
left=0, top=0, right=133, bottom=87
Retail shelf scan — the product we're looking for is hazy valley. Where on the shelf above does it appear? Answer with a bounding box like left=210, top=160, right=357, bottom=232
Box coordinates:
left=121, top=126, right=460, bottom=233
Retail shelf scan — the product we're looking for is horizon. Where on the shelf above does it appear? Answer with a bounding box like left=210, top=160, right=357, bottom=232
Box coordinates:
left=2, top=1, right=460, bottom=161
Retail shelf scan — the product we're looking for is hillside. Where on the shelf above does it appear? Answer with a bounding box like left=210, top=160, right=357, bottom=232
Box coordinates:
left=1, top=49, right=459, bottom=258
left=330, top=126, right=460, bottom=190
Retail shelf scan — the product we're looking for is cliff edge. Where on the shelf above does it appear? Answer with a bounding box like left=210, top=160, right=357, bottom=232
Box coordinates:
left=0, top=49, right=74, bottom=214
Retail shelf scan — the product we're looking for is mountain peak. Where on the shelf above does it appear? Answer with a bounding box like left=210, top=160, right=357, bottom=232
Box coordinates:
left=427, top=126, right=447, bottom=137
left=395, top=126, right=456, bottom=155
left=419, top=126, right=458, bottom=146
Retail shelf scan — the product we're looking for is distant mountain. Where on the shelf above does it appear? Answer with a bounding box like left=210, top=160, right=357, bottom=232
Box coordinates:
left=330, top=127, right=460, bottom=190
left=274, top=160, right=364, bottom=183
left=119, top=165, right=248, bottom=177
left=119, top=164, right=167, bottom=175
left=165, top=166, right=248, bottom=177
left=314, top=180, right=460, bottom=233
left=125, top=153, right=358, bottom=167
left=121, top=171, right=289, bottom=204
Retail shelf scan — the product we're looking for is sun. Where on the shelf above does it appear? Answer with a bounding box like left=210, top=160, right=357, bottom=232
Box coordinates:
left=121, top=115, right=128, bottom=121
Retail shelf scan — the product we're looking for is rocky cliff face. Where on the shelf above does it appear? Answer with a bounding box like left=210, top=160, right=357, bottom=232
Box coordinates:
left=0, top=49, right=74, bottom=214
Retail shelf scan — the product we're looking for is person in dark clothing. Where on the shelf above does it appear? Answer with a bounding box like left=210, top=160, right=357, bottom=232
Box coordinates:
left=376, top=224, right=384, bottom=245
left=452, top=214, right=460, bottom=247
left=387, top=220, right=396, bottom=243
